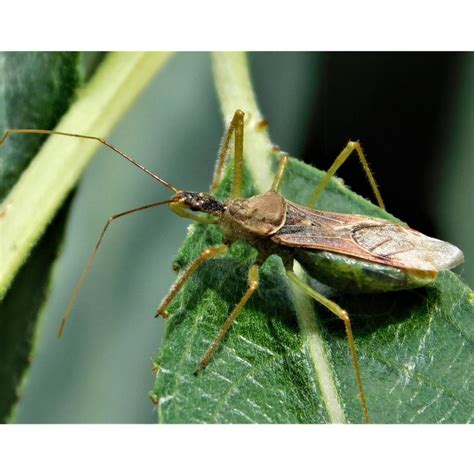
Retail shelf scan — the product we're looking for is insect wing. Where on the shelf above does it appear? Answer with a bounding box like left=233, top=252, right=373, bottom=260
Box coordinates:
left=272, top=202, right=464, bottom=273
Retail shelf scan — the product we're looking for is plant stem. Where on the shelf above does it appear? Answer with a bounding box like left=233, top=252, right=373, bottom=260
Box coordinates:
left=211, top=52, right=347, bottom=423
left=0, top=52, right=173, bottom=298
left=212, top=52, right=274, bottom=192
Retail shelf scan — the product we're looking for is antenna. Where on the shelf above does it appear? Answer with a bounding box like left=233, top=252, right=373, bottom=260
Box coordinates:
left=0, top=129, right=180, bottom=193
left=57, top=198, right=174, bottom=337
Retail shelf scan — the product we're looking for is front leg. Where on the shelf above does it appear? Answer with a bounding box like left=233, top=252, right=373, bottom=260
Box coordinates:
left=156, top=244, right=228, bottom=318
left=210, top=109, right=245, bottom=199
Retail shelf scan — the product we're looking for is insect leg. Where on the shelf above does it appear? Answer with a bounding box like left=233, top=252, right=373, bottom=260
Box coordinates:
left=271, top=152, right=289, bottom=192
left=286, top=270, right=370, bottom=423
left=210, top=109, right=245, bottom=199
left=155, top=244, right=229, bottom=318
left=195, top=264, right=260, bottom=374
left=58, top=199, right=173, bottom=337
left=306, top=140, right=385, bottom=210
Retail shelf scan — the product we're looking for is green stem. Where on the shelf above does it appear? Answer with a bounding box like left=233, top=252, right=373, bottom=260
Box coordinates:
left=0, top=52, right=173, bottom=298
left=212, top=52, right=274, bottom=192
left=211, top=52, right=347, bottom=423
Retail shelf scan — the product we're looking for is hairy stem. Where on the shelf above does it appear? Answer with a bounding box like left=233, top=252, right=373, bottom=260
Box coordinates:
left=211, top=52, right=346, bottom=423
left=0, top=52, right=172, bottom=298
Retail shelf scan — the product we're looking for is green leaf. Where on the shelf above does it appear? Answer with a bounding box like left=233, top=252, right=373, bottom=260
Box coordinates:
left=150, top=52, right=474, bottom=424
left=0, top=52, right=172, bottom=422
left=0, top=52, right=172, bottom=299
left=0, top=52, right=82, bottom=199
left=152, top=152, right=474, bottom=423
left=0, top=52, right=82, bottom=422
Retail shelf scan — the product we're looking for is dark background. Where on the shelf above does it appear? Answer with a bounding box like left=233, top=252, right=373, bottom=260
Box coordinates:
left=252, top=53, right=472, bottom=249
left=301, top=53, right=464, bottom=238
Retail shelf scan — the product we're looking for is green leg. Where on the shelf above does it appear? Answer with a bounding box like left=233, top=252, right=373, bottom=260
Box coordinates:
left=155, top=244, right=228, bottom=319
left=306, top=140, right=385, bottom=210
left=210, top=109, right=245, bottom=199
left=271, top=152, right=289, bottom=192
left=195, top=264, right=260, bottom=374
left=287, top=270, right=370, bottom=423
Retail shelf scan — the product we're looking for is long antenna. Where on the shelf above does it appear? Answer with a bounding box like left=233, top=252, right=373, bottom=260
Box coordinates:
left=57, top=198, right=174, bottom=337
left=0, top=129, right=180, bottom=193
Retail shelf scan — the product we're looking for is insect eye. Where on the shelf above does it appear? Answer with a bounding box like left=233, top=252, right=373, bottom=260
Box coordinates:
left=188, top=198, right=202, bottom=211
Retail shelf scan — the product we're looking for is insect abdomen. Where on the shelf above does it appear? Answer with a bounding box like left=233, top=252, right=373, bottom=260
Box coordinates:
left=295, top=249, right=437, bottom=293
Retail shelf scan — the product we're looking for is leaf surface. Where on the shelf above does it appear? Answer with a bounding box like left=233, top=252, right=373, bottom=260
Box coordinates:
left=153, top=154, right=474, bottom=423
left=0, top=52, right=83, bottom=421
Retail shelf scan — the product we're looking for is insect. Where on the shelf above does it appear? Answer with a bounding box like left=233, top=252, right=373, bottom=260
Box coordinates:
left=1, top=110, right=464, bottom=423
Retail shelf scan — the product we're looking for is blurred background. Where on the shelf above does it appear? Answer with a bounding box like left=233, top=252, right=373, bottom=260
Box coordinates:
left=13, top=52, right=473, bottom=422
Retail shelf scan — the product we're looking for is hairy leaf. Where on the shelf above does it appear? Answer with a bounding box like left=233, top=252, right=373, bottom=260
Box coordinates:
left=1, top=52, right=171, bottom=423
left=153, top=154, right=474, bottom=423
left=0, top=52, right=83, bottom=421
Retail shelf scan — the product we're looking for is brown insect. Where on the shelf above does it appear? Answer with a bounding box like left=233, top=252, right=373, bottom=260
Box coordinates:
left=1, top=110, right=464, bottom=423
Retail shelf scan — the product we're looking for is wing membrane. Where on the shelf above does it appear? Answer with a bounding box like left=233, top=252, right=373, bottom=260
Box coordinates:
left=272, top=202, right=464, bottom=272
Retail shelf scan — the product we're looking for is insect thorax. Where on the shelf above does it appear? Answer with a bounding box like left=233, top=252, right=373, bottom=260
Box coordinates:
left=221, top=190, right=287, bottom=243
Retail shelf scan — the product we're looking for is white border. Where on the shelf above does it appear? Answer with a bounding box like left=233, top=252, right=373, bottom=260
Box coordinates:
left=2, top=1, right=473, bottom=50
left=0, top=425, right=472, bottom=474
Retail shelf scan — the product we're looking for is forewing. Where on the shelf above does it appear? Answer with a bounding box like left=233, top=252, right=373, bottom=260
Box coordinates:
left=272, top=202, right=464, bottom=272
